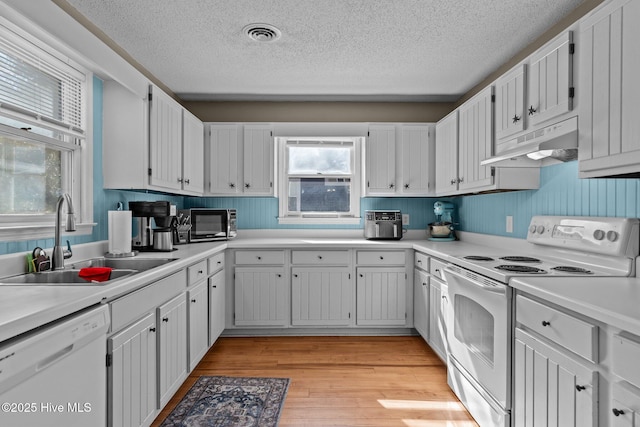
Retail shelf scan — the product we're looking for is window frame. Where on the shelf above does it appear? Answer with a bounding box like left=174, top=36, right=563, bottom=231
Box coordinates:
left=277, top=136, right=362, bottom=225
left=0, top=17, right=94, bottom=241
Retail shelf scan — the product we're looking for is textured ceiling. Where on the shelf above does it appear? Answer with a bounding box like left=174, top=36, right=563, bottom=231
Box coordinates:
left=63, top=0, right=583, bottom=102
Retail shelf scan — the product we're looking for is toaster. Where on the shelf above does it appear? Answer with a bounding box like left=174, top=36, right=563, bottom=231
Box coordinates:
left=364, top=210, right=403, bottom=240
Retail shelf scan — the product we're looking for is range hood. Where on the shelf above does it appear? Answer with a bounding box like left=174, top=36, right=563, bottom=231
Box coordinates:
left=481, top=116, right=578, bottom=166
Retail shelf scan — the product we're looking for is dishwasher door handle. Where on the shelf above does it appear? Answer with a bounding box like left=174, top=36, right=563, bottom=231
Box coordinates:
left=36, top=344, right=74, bottom=371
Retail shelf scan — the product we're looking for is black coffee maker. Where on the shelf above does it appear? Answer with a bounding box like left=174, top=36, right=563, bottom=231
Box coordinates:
left=129, top=201, right=175, bottom=251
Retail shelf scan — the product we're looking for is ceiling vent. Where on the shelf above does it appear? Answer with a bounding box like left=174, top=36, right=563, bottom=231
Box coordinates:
left=243, top=24, right=282, bottom=42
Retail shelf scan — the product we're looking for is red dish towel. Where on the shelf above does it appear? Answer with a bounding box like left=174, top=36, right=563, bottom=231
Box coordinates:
left=78, top=267, right=113, bottom=282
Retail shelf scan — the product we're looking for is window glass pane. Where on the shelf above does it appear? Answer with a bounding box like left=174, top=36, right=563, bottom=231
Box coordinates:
left=0, top=133, right=63, bottom=214
left=288, top=146, right=351, bottom=174
left=288, top=178, right=351, bottom=213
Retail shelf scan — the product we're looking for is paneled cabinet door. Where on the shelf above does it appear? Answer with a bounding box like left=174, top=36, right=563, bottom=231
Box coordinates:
left=209, top=124, right=240, bottom=194
left=157, top=294, right=188, bottom=408
left=579, top=0, right=640, bottom=178
left=108, top=313, right=157, bottom=427
left=413, top=269, right=429, bottom=341
left=611, top=382, right=640, bottom=427
left=528, top=31, right=573, bottom=127
left=356, top=267, right=407, bottom=326
left=234, top=267, right=287, bottom=326
left=243, top=125, right=274, bottom=195
left=457, top=86, right=494, bottom=192
left=181, top=109, right=205, bottom=194
left=149, top=86, right=183, bottom=191
left=400, top=124, right=433, bottom=194
left=428, top=278, right=448, bottom=363
left=365, top=124, right=396, bottom=195
left=208, top=269, right=225, bottom=346
left=188, top=281, right=208, bottom=371
left=514, top=328, right=598, bottom=427
left=495, top=64, right=526, bottom=141
left=435, top=110, right=459, bottom=195
left=291, top=268, right=353, bottom=326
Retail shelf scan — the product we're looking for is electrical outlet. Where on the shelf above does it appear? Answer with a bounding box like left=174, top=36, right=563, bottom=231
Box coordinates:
left=402, top=214, right=410, bottom=225
left=506, top=216, right=513, bottom=233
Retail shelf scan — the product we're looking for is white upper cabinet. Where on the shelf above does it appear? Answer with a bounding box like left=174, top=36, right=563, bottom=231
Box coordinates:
left=579, top=0, right=640, bottom=178
left=103, top=83, right=204, bottom=195
left=495, top=64, right=527, bottom=142
left=435, top=110, right=459, bottom=195
left=364, top=123, right=434, bottom=197
left=365, top=124, right=396, bottom=195
left=207, top=124, right=274, bottom=196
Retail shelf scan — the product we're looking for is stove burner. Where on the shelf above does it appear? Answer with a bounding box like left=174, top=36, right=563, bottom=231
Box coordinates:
left=499, top=256, right=541, bottom=263
left=464, top=256, right=495, bottom=261
left=551, top=266, right=593, bottom=274
left=495, top=264, right=547, bottom=274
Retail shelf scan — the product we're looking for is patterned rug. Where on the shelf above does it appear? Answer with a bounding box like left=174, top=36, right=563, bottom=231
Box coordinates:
left=160, top=376, right=290, bottom=427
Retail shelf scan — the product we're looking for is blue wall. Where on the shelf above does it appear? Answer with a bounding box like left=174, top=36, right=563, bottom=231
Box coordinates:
left=3, top=76, right=640, bottom=255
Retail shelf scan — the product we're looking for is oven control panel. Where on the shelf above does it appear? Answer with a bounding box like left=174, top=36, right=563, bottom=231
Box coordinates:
left=527, top=216, right=640, bottom=257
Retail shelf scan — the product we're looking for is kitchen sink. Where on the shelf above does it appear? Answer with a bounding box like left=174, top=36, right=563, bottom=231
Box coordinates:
left=70, top=257, right=178, bottom=272
left=0, top=268, right=138, bottom=285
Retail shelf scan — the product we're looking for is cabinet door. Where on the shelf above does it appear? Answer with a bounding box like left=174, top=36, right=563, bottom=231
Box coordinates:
left=365, top=125, right=396, bottom=195
left=209, top=124, right=240, bottom=194
left=435, top=110, right=459, bottom=195
left=208, top=269, right=225, bottom=346
left=234, top=267, right=287, bottom=326
left=108, top=313, right=157, bottom=427
left=579, top=0, right=640, bottom=177
left=149, top=86, right=183, bottom=191
left=356, top=267, right=407, bottom=326
left=400, top=124, right=433, bottom=195
left=182, top=110, right=204, bottom=194
left=458, top=86, right=494, bottom=192
left=188, top=281, right=208, bottom=371
left=157, top=294, right=188, bottom=408
left=243, top=125, right=274, bottom=195
left=413, top=269, right=429, bottom=341
left=528, top=31, right=573, bottom=127
left=428, top=278, right=448, bottom=362
left=612, top=382, right=640, bottom=427
left=495, top=64, right=526, bottom=141
left=291, top=268, right=353, bottom=326
left=514, top=328, right=598, bottom=427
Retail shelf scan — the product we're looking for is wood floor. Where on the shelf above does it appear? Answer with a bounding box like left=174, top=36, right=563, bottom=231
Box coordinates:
left=151, top=336, right=479, bottom=426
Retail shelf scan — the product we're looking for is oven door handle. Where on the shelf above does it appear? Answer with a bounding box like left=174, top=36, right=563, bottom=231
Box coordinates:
left=444, top=266, right=507, bottom=294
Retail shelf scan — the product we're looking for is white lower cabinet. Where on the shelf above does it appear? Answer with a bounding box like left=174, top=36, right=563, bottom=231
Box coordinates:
left=188, top=281, right=208, bottom=371
left=208, top=269, right=225, bottom=346
left=234, top=267, right=287, bottom=326
left=157, top=294, right=188, bottom=408
left=291, top=267, right=353, bottom=326
left=356, top=267, right=407, bottom=326
left=413, top=268, right=429, bottom=341
left=428, top=277, right=448, bottom=362
left=108, top=313, right=157, bottom=427
left=514, top=328, right=598, bottom=427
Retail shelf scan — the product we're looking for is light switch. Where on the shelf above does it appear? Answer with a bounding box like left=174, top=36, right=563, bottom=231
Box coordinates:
left=402, top=214, right=410, bottom=225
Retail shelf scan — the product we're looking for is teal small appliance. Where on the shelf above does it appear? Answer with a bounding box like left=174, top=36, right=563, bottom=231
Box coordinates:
left=428, top=201, right=456, bottom=241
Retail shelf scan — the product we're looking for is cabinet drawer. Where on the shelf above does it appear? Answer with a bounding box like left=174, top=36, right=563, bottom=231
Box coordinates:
left=235, top=250, right=285, bottom=265
left=291, top=250, right=350, bottom=265
left=357, top=251, right=406, bottom=265
left=430, top=258, right=447, bottom=281
left=516, top=294, right=598, bottom=362
left=612, top=332, right=640, bottom=390
left=414, top=252, right=430, bottom=272
left=111, top=269, right=187, bottom=332
left=207, top=252, right=225, bottom=275
left=187, top=260, right=207, bottom=286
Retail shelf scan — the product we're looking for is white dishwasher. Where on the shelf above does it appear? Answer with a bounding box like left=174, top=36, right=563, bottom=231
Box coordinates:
left=0, top=304, right=110, bottom=427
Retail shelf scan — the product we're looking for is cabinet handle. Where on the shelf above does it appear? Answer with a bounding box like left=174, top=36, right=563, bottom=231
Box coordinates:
left=417, top=259, right=422, bottom=264
left=184, top=178, right=190, bottom=184
left=229, top=183, right=235, bottom=188
left=149, top=327, right=156, bottom=332
left=612, top=408, right=625, bottom=416
left=389, top=183, right=395, bottom=189
left=435, top=268, right=440, bottom=273
left=379, top=256, right=384, bottom=260
left=457, top=177, right=464, bottom=184
left=404, top=184, right=409, bottom=189
left=198, top=269, right=204, bottom=274
left=575, top=385, right=586, bottom=392
left=277, top=274, right=282, bottom=278
left=528, top=106, right=537, bottom=116
left=191, top=298, right=197, bottom=303
left=211, top=285, right=217, bottom=288
left=359, top=274, right=363, bottom=277
left=318, top=255, right=323, bottom=260
left=422, top=282, right=427, bottom=286
left=162, top=317, right=169, bottom=322
left=541, top=320, right=551, bottom=327
left=442, top=295, right=447, bottom=300
left=245, top=183, right=251, bottom=189
left=177, top=178, right=183, bottom=183
left=257, top=256, right=262, bottom=260
left=450, top=179, right=457, bottom=185
left=512, top=114, right=521, bottom=124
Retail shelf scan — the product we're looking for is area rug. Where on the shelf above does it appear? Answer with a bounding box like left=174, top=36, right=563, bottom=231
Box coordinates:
left=160, top=376, right=290, bottom=427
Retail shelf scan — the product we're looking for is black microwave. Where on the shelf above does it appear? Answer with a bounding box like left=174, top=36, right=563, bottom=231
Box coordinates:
left=179, top=208, right=237, bottom=242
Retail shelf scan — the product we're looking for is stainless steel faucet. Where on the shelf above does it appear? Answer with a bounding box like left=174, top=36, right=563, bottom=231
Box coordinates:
left=52, top=193, right=76, bottom=270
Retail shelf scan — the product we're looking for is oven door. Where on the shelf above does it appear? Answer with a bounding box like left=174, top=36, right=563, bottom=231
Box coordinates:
left=445, top=265, right=512, bottom=409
